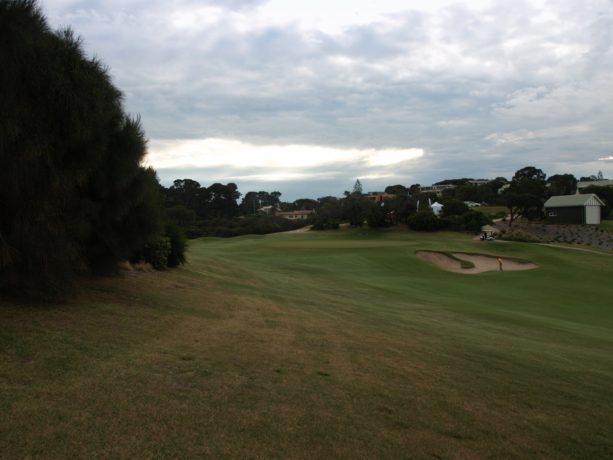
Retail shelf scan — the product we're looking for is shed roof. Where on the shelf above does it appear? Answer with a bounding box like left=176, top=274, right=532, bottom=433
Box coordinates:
left=577, top=179, right=613, bottom=189
left=481, top=225, right=498, bottom=233
left=544, top=194, right=604, bottom=208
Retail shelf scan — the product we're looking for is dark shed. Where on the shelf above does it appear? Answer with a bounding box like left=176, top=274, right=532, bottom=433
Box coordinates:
left=544, top=194, right=604, bottom=225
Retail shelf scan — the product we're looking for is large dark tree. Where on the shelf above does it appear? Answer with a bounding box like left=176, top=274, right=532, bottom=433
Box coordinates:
left=583, top=186, right=613, bottom=219
left=166, top=179, right=207, bottom=214
left=207, top=183, right=241, bottom=218
left=384, top=184, right=409, bottom=196
left=510, top=166, right=547, bottom=196
left=503, top=166, right=547, bottom=224
left=240, top=191, right=260, bottom=215
left=0, top=0, right=165, bottom=298
left=547, top=174, right=577, bottom=196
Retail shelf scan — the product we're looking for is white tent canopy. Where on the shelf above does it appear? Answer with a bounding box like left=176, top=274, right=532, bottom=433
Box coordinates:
left=431, top=202, right=443, bottom=216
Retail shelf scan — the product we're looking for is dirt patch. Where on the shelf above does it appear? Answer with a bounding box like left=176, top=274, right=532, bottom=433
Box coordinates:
left=283, top=225, right=312, bottom=233
left=416, top=251, right=538, bottom=274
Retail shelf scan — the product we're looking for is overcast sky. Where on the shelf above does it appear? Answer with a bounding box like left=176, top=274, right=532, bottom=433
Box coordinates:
left=42, top=0, right=613, bottom=200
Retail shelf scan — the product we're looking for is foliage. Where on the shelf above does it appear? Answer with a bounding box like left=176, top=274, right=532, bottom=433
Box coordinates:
left=141, top=237, right=171, bottom=270
left=0, top=0, right=165, bottom=299
left=312, top=202, right=343, bottom=230
left=502, top=166, right=547, bottom=225
left=441, top=200, right=469, bottom=217
left=164, top=180, right=241, bottom=220
left=498, top=228, right=541, bottom=242
left=352, top=179, right=363, bottom=195
left=282, top=198, right=318, bottom=212
left=580, top=171, right=606, bottom=181
left=200, top=215, right=308, bottom=237
left=365, top=201, right=389, bottom=228
left=311, top=218, right=340, bottom=230
left=384, top=184, right=409, bottom=196
left=448, top=210, right=491, bottom=233
left=408, top=211, right=446, bottom=231
left=382, top=195, right=416, bottom=223
left=343, top=194, right=368, bottom=227
left=547, top=174, right=577, bottom=196
left=583, top=186, right=613, bottom=218
left=165, top=224, right=187, bottom=268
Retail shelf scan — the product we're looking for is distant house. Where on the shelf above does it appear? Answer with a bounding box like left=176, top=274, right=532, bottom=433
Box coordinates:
left=577, top=179, right=613, bottom=192
left=544, top=194, right=604, bottom=225
left=276, top=210, right=314, bottom=221
left=365, top=192, right=396, bottom=203
left=257, top=205, right=277, bottom=214
left=419, top=184, right=455, bottom=196
left=497, top=184, right=511, bottom=194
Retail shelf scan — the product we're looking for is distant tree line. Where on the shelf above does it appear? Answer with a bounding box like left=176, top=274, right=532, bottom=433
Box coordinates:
left=159, top=167, right=611, bottom=237
left=161, top=180, right=308, bottom=238
left=0, top=1, right=184, bottom=300
left=308, top=167, right=612, bottom=232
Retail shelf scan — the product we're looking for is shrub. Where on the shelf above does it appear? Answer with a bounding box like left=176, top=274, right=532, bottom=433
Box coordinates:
left=408, top=211, right=445, bottom=231
left=441, top=200, right=469, bottom=217
left=0, top=1, right=166, bottom=298
left=142, top=237, right=171, bottom=270
left=499, top=229, right=541, bottom=243
left=312, top=218, right=340, bottom=230
left=166, top=224, right=187, bottom=267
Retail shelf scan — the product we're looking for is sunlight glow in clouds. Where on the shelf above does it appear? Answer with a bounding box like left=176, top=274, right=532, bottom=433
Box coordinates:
left=42, top=0, right=613, bottom=189
left=147, top=138, right=423, bottom=174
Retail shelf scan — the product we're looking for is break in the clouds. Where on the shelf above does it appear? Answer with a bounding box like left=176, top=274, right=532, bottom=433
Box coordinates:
left=41, top=0, right=613, bottom=199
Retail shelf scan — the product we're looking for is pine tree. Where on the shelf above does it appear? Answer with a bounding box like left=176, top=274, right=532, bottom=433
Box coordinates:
left=0, top=0, right=167, bottom=299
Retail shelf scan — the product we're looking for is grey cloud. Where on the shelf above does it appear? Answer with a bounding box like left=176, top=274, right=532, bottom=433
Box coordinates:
left=41, top=0, right=613, bottom=194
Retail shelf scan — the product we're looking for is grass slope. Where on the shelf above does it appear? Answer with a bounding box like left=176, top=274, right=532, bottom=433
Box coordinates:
left=1, top=228, right=612, bottom=458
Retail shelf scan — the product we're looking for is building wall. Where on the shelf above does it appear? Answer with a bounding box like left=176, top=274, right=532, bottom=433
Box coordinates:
left=585, top=205, right=601, bottom=225
left=277, top=212, right=313, bottom=220
left=545, top=206, right=585, bottom=224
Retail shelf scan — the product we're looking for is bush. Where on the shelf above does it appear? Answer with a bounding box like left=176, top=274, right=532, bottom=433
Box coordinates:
left=312, top=218, right=340, bottom=230
left=457, top=210, right=491, bottom=233
left=166, top=224, right=187, bottom=267
left=0, top=1, right=166, bottom=299
left=498, top=229, right=541, bottom=243
left=365, top=202, right=389, bottom=228
left=408, top=211, right=446, bottom=231
left=197, top=215, right=308, bottom=237
left=141, top=237, right=171, bottom=270
left=441, top=200, right=469, bottom=217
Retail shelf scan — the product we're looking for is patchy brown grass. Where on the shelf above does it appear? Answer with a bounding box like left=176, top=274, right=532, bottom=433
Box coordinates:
left=2, top=233, right=613, bottom=458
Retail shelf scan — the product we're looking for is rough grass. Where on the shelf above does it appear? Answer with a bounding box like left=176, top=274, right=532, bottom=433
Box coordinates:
left=600, top=219, right=613, bottom=233
left=1, top=228, right=613, bottom=458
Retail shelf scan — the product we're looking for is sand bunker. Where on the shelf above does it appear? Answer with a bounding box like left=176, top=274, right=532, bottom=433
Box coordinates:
left=415, top=251, right=538, bottom=274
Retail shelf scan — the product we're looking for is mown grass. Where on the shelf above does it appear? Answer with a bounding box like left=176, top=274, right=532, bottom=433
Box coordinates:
left=476, top=205, right=508, bottom=217
left=1, top=228, right=613, bottom=458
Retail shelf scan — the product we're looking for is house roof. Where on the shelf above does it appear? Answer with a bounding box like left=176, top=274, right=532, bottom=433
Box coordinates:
left=577, top=179, right=613, bottom=189
left=277, top=210, right=314, bottom=215
left=544, top=194, right=604, bottom=208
